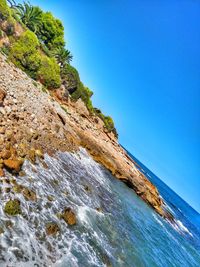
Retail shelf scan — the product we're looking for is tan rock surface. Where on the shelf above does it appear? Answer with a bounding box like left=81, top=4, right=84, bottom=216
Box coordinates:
left=0, top=53, right=167, bottom=217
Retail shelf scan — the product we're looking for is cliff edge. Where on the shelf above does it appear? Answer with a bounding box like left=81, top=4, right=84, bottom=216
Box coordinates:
left=0, top=53, right=168, bottom=217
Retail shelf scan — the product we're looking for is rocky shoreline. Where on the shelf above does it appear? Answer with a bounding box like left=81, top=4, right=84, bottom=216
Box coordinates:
left=0, top=53, right=169, bottom=218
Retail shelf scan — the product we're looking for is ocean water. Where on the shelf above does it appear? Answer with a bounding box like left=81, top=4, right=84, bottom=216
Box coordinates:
left=0, top=148, right=200, bottom=266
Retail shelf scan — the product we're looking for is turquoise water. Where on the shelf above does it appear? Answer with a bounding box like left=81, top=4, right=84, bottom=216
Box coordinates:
left=0, top=148, right=200, bottom=266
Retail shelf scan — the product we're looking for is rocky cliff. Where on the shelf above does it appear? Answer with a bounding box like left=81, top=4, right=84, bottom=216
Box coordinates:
left=0, top=53, right=168, bottom=217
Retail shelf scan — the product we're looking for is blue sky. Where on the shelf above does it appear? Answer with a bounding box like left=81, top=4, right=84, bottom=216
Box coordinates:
left=18, top=0, right=200, bottom=212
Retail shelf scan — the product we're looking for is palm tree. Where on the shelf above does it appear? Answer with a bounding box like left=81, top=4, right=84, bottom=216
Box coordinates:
left=14, top=2, right=42, bottom=33
left=53, top=47, right=73, bottom=67
left=7, top=0, right=16, bottom=8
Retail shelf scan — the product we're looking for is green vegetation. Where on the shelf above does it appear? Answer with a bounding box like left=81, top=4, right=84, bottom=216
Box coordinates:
left=14, top=2, right=42, bottom=33
left=4, top=199, right=21, bottom=216
left=9, top=30, right=41, bottom=78
left=71, top=84, right=94, bottom=112
left=0, top=0, right=118, bottom=137
left=38, top=55, right=61, bottom=88
left=0, top=0, right=11, bottom=20
left=94, top=108, right=118, bottom=137
left=53, top=46, right=73, bottom=67
left=37, top=11, right=65, bottom=51
left=61, top=64, right=80, bottom=92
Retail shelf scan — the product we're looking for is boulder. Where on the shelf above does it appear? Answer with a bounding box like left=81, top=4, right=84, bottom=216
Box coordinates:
left=46, top=223, right=60, bottom=236
left=3, top=158, right=23, bottom=172
left=22, top=187, right=37, bottom=201
left=75, top=99, right=89, bottom=117
left=62, top=207, right=76, bottom=226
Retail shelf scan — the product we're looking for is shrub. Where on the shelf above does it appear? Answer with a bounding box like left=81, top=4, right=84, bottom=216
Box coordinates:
left=94, top=108, right=118, bottom=137
left=61, top=64, right=80, bottom=93
left=9, top=30, right=41, bottom=78
left=71, top=83, right=94, bottom=112
left=37, top=55, right=61, bottom=88
left=0, top=45, right=10, bottom=55
left=14, top=3, right=42, bottom=33
left=0, top=0, right=11, bottom=21
left=4, top=19, right=15, bottom=35
left=38, top=11, right=65, bottom=51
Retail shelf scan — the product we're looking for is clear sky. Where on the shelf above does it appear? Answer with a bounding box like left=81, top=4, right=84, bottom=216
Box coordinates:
left=18, top=0, right=200, bottom=212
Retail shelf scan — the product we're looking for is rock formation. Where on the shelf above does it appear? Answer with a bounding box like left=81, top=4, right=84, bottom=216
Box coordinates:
left=0, top=53, right=168, bottom=217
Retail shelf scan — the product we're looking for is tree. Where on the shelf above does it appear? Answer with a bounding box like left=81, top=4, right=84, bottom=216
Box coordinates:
left=38, top=11, right=65, bottom=51
left=37, top=56, right=61, bottom=88
left=9, top=30, right=41, bottom=78
left=0, top=0, right=11, bottom=20
left=14, top=2, right=42, bottom=33
left=7, top=0, right=16, bottom=8
left=53, top=47, right=73, bottom=67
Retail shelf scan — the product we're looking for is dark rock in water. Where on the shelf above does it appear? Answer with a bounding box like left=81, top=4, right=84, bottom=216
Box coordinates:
left=4, top=199, right=21, bottom=216
left=47, top=195, right=54, bottom=202
left=96, top=207, right=103, bottom=213
left=0, top=227, right=4, bottom=234
left=4, top=187, right=11, bottom=193
left=22, top=187, right=37, bottom=201
left=62, top=207, right=77, bottom=226
left=46, top=223, right=60, bottom=236
left=5, top=220, right=13, bottom=228
left=18, top=170, right=26, bottom=177
left=84, top=185, right=91, bottom=192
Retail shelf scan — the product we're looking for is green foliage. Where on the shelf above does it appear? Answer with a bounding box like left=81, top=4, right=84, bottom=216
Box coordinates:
left=0, top=0, right=15, bottom=35
left=38, top=55, right=61, bottom=88
left=53, top=47, right=73, bottom=67
left=0, top=0, right=11, bottom=20
left=71, top=83, right=94, bottom=112
left=9, top=30, right=41, bottom=78
left=61, top=64, right=79, bottom=81
left=39, top=42, right=51, bottom=57
left=4, top=199, right=21, bottom=216
left=94, top=108, right=118, bottom=137
left=7, top=0, right=16, bottom=7
left=0, top=0, right=118, bottom=138
left=14, top=2, right=42, bottom=33
left=61, top=64, right=80, bottom=94
left=38, top=11, right=65, bottom=51
left=0, top=45, right=10, bottom=55
left=0, top=29, right=3, bottom=38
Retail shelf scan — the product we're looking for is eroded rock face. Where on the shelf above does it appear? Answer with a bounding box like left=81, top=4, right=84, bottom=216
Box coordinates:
left=0, top=53, right=167, bottom=218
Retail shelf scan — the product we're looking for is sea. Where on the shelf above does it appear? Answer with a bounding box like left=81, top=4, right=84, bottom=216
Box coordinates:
left=0, top=148, right=200, bottom=266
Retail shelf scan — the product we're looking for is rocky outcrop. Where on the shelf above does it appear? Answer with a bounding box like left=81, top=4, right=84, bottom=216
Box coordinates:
left=0, top=53, right=168, bottom=218
left=61, top=207, right=77, bottom=226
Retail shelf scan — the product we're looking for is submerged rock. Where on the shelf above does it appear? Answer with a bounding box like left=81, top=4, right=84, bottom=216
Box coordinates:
left=22, top=187, right=37, bottom=201
left=46, top=222, right=60, bottom=236
left=4, top=199, right=21, bottom=216
left=62, top=207, right=77, bottom=226
left=0, top=227, right=4, bottom=235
